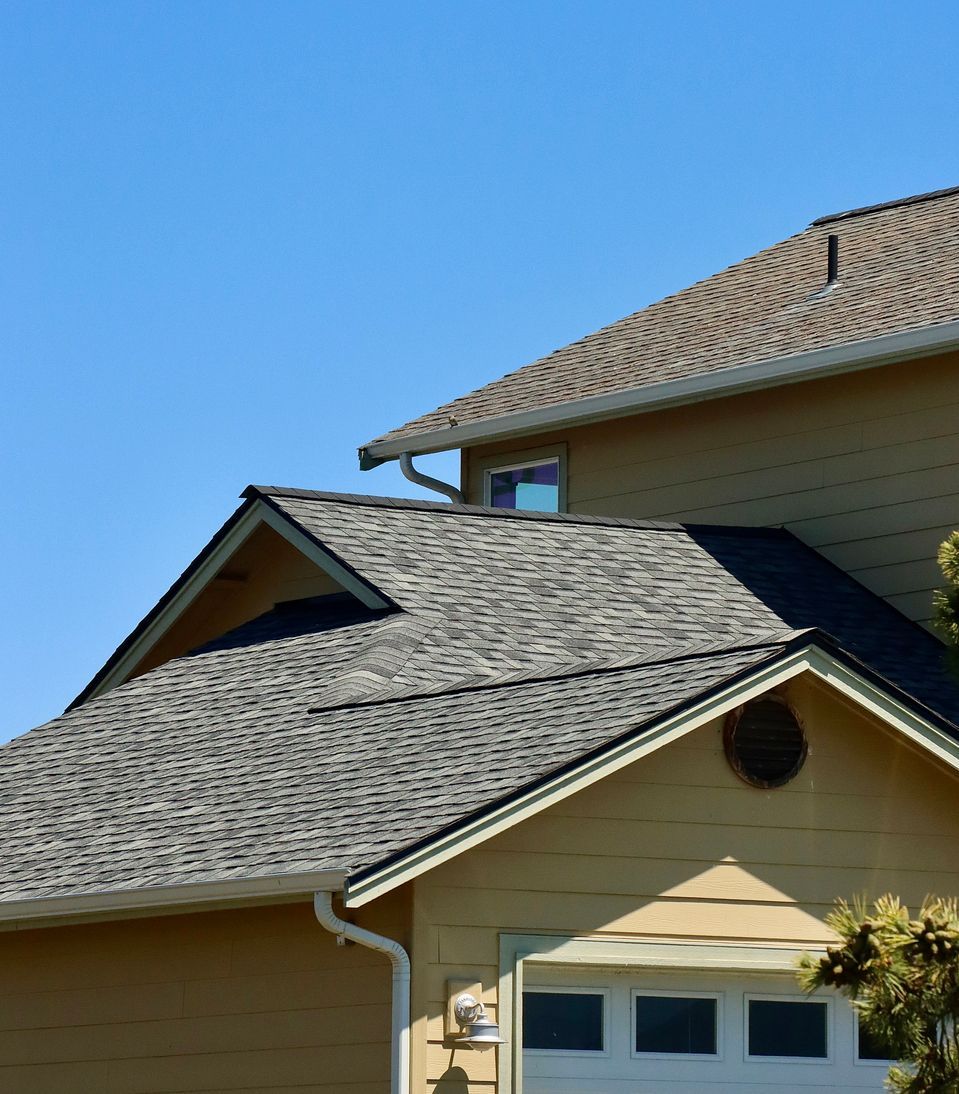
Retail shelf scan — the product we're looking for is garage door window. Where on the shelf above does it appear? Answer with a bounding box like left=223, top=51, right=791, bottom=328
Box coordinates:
left=523, top=988, right=607, bottom=1054
left=746, top=996, right=829, bottom=1061
left=633, top=991, right=720, bottom=1058
left=857, top=1016, right=895, bottom=1064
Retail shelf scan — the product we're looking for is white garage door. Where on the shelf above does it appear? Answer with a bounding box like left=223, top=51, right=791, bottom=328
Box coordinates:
left=523, top=966, right=890, bottom=1091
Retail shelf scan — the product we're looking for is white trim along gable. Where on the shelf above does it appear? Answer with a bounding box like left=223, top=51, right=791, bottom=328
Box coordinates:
left=342, top=643, right=959, bottom=908
left=85, top=498, right=390, bottom=704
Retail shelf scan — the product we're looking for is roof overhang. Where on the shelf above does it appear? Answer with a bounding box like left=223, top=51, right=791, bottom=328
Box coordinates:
left=9, top=637, right=956, bottom=928
left=72, top=494, right=391, bottom=709
left=0, top=869, right=349, bottom=931
left=359, top=319, right=959, bottom=468
left=342, top=639, right=959, bottom=908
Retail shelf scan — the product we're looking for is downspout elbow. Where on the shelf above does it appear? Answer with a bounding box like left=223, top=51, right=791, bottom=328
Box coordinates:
left=398, top=451, right=465, bottom=504
left=314, top=891, right=410, bottom=1094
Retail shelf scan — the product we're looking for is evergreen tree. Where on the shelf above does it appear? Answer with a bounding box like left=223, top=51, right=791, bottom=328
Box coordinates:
left=799, top=895, right=959, bottom=1092
left=934, top=531, right=959, bottom=663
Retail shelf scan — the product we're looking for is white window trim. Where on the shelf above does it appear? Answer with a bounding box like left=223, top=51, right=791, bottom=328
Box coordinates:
left=484, top=457, right=562, bottom=511
left=631, top=987, right=724, bottom=1062
left=854, top=1010, right=895, bottom=1067
left=743, top=991, right=833, bottom=1065
left=498, top=933, right=826, bottom=1094
left=521, top=984, right=611, bottom=1058
left=476, top=443, right=567, bottom=512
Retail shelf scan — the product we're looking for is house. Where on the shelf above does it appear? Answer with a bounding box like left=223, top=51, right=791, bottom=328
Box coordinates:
left=2, top=185, right=959, bottom=1093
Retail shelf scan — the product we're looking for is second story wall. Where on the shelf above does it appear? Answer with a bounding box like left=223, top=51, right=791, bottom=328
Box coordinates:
left=464, top=351, right=959, bottom=627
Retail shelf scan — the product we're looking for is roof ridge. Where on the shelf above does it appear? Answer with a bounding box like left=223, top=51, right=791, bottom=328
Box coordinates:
left=245, top=485, right=791, bottom=539
left=811, top=184, right=959, bottom=226
left=306, top=630, right=808, bottom=714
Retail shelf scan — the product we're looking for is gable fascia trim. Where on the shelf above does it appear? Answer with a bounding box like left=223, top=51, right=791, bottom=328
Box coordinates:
left=0, top=869, right=349, bottom=930
left=343, top=646, right=811, bottom=907
left=802, top=647, right=959, bottom=771
left=82, top=498, right=390, bottom=705
left=344, top=643, right=959, bottom=909
left=360, top=319, right=959, bottom=466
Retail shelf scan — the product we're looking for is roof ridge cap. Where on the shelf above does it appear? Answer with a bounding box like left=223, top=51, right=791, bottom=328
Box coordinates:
left=247, top=485, right=791, bottom=538
left=811, top=184, right=959, bottom=226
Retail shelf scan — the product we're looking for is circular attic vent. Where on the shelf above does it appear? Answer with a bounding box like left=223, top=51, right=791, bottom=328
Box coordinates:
left=724, top=695, right=807, bottom=788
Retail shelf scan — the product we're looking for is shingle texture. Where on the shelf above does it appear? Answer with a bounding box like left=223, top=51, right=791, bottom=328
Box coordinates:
left=368, top=187, right=959, bottom=448
left=1, top=489, right=956, bottom=906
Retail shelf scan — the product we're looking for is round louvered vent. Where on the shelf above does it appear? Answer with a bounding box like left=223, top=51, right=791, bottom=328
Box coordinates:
left=724, top=695, right=807, bottom=788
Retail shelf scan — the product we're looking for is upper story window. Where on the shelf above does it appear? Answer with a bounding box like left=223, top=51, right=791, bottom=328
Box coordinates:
left=485, top=457, right=560, bottom=512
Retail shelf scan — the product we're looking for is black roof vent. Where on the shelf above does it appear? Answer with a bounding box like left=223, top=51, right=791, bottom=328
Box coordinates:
left=826, top=234, right=839, bottom=286
left=724, top=695, right=807, bottom=789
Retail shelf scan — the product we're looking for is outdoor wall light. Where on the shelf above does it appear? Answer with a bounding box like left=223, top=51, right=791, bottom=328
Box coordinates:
left=453, top=992, right=507, bottom=1051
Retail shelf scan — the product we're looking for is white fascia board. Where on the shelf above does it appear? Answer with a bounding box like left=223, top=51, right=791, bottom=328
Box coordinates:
left=344, top=648, right=813, bottom=908
left=0, top=869, right=348, bottom=930
left=344, top=645, right=959, bottom=909
left=802, top=648, right=959, bottom=772
left=363, top=320, right=959, bottom=463
left=88, top=499, right=388, bottom=702
left=256, top=502, right=389, bottom=611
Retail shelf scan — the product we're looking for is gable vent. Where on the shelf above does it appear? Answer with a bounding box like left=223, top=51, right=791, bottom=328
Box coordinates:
left=723, top=695, right=807, bottom=789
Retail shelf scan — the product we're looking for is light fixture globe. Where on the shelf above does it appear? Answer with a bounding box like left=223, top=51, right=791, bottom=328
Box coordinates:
left=454, top=992, right=507, bottom=1052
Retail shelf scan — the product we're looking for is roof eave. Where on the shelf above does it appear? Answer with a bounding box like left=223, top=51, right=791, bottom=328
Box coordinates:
left=360, top=318, right=959, bottom=467
left=0, top=868, right=349, bottom=930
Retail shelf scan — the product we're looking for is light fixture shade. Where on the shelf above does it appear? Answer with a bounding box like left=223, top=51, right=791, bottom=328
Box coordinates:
left=462, top=1012, right=506, bottom=1051
left=454, top=992, right=507, bottom=1051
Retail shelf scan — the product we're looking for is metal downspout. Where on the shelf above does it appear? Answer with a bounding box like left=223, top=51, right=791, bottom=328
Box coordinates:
left=398, top=451, right=465, bottom=504
left=314, top=891, right=411, bottom=1094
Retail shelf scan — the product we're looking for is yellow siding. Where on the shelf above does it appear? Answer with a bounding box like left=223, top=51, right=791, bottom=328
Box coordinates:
left=412, top=673, right=959, bottom=1092
left=135, top=524, right=343, bottom=679
left=0, top=894, right=408, bottom=1093
left=465, top=352, right=959, bottom=625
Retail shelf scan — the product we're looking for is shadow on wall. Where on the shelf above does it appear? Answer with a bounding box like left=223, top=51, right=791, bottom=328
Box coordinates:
left=433, top=1066, right=470, bottom=1093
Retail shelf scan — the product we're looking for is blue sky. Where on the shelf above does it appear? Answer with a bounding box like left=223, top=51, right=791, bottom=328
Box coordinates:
left=3, top=0, right=958, bottom=739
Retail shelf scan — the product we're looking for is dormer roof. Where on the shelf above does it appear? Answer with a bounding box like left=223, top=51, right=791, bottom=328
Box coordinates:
left=361, top=186, right=959, bottom=467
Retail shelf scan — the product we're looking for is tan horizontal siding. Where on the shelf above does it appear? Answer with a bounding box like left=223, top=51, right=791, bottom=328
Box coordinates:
left=0, top=896, right=406, bottom=1093
left=412, top=672, right=959, bottom=1092
left=465, top=352, right=959, bottom=624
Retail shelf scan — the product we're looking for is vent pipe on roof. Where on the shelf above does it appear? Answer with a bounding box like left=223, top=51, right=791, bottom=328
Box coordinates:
left=826, top=234, right=840, bottom=286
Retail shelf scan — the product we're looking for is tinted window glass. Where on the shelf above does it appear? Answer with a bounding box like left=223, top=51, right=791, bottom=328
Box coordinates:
left=858, top=1022, right=894, bottom=1061
left=748, top=999, right=827, bottom=1058
left=635, top=995, right=717, bottom=1055
left=489, top=462, right=559, bottom=511
left=523, top=991, right=603, bottom=1051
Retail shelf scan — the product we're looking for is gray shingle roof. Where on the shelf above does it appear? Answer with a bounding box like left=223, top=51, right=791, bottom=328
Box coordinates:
left=367, top=186, right=959, bottom=450
left=1, top=489, right=956, bottom=907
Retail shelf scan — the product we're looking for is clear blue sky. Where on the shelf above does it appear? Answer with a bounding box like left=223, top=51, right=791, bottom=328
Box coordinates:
left=3, top=0, right=958, bottom=739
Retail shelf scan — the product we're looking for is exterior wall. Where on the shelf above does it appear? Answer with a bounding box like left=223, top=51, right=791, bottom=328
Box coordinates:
left=464, top=352, right=959, bottom=626
left=135, top=524, right=342, bottom=679
left=410, top=674, right=959, bottom=1092
left=0, top=892, right=407, bottom=1093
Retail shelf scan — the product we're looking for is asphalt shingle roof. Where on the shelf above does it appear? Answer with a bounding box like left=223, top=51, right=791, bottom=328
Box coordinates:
left=367, top=186, right=959, bottom=449
left=1, top=489, right=956, bottom=906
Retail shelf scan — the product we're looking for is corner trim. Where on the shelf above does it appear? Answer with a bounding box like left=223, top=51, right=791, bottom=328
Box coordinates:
left=361, top=319, right=959, bottom=464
